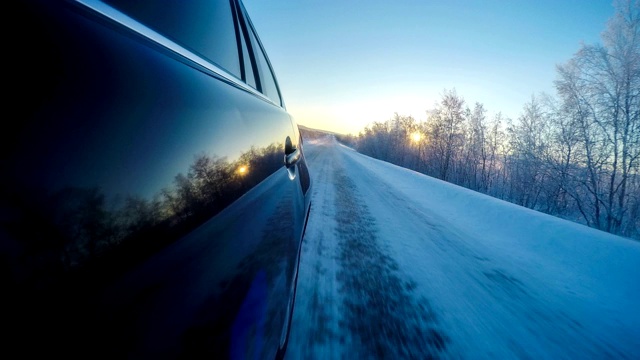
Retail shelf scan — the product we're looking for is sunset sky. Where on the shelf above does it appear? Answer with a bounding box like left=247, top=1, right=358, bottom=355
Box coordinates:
left=243, top=0, right=614, bottom=135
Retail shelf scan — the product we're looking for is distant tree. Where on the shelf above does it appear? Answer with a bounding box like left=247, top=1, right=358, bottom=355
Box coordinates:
left=425, top=89, right=466, bottom=182
left=540, top=94, right=581, bottom=215
left=461, top=102, right=488, bottom=190
left=505, top=95, right=553, bottom=209
left=485, top=113, right=507, bottom=197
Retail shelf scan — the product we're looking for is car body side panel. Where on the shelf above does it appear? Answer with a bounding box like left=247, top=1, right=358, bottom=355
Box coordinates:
left=3, top=0, right=310, bottom=358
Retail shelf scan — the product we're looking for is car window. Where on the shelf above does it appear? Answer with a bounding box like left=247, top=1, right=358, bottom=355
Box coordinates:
left=234, top=4, right=257, bottom=89
left=104, top=0, right=241, bottom=78
left=234, top=2, right=281, bottom=105
left=240, top=34, right=257, bottom=89
left=235, top=6, right=282, bottom=106
left=248, top=27, right=282, bottom=106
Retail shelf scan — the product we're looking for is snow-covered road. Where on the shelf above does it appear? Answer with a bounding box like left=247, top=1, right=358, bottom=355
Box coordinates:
left=285, top=136, right=640, bottom=359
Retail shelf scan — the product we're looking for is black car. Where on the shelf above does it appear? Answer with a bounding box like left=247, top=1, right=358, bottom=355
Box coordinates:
left=3, top=0, right=311, bottom=358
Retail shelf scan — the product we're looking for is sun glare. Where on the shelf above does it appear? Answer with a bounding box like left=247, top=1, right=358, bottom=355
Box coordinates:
left=238, top=165, right=248, bottom=174
left=410, top=132, right=422, bottom=142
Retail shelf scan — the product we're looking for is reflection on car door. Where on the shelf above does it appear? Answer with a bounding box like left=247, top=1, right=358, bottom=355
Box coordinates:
left=3, top=0, right=311, bottom=358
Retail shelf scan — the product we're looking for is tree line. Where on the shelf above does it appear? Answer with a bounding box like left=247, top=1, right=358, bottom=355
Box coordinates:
left=4, top=143, right=284, bottom=293
left=339, top=1, right=639, bottom=240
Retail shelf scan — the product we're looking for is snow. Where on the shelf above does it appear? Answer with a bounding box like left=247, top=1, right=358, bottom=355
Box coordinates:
left=286, top=135, right=640, bottom=359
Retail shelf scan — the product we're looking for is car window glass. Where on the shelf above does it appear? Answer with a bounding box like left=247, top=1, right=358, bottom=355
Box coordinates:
left=104, top=0, right=241, bottom=78
left=247, top=27, right=281, bottom=106
left=240, top=23, right=257, bottom=89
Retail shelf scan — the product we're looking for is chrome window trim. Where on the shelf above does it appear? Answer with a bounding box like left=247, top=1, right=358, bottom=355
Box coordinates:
left=74, top=0, right=280, bottom=107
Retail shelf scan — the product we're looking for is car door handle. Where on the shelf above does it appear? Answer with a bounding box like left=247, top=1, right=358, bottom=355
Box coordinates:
left=285, top=147, right=300, bottom=167
left=284, top=136, right=300, bottom=167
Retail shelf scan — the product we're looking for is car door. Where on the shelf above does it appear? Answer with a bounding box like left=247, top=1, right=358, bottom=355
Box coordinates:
left=3, top=0, right=310, bottom=358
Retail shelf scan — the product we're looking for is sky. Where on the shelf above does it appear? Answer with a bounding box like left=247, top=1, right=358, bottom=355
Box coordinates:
left=243, top=0, right=615, bottom=135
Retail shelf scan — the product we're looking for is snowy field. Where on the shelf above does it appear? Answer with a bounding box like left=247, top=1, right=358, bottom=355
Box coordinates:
left=285, top=135, right=640, bottom=359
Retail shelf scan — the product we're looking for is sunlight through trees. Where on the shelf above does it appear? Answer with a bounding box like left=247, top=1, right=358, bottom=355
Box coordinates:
left=341, top=0, right=639, bottom=239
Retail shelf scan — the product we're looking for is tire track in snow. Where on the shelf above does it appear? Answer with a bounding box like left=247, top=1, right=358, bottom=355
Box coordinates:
left=332, top=160, right=448, bottom=358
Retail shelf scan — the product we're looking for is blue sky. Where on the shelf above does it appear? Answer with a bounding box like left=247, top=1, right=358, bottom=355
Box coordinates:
left=243, top=0, right=614, bottom=135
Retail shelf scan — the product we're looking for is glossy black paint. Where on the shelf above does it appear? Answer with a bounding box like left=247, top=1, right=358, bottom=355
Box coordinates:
left=3, top=0, right=310, bottom=358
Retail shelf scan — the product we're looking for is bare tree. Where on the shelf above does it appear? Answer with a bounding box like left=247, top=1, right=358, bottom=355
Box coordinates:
left=555, top=0, right=639, bottom=234
left=425, top=89, right=466, bottom=182
left=461, top=102, right=488, bottom=190
left=505, top=95, right=552, bottom=209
